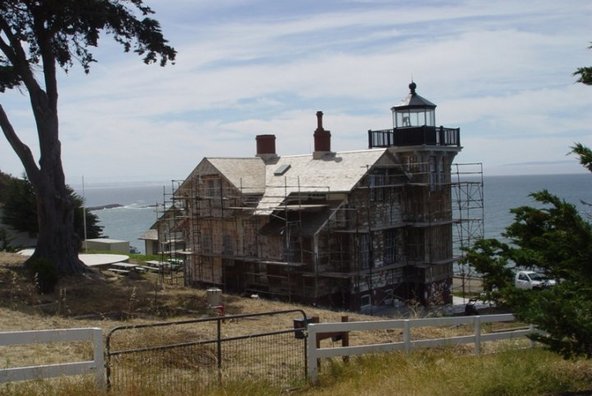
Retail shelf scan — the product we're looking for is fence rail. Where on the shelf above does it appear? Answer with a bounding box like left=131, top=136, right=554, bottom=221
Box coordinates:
left=0, top=328, right=105, bottom=389
left=306, top=313, right=532, bottom=383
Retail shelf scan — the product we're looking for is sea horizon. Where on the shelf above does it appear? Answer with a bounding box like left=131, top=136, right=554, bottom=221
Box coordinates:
left=77, top=172, right=592, bottom=254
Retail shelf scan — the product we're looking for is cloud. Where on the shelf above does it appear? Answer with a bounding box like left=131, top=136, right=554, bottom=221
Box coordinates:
left=1, top=0, right=591, bottom=184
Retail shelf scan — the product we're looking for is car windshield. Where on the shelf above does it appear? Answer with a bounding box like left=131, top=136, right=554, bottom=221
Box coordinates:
left=529, top=272, right=546, bottom=281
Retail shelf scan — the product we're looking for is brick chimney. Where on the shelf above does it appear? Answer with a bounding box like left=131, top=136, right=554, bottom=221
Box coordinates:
left=313, top=111, right=331, bottom=159
left=256, top=134, right=278, bottom=162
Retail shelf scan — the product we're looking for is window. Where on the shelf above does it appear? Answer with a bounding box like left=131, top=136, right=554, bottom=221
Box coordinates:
left=201, top=234, right=212, bottom=254
left=370, top=172, right=385, bottom=202
left=359, top=234, right=370, bottom=270
left=429, top=156, right=437, bottom=191
left=383, top=230, right=396, bottom=265
left=204, top=177, right=220, bottom=198
left=222, top=234, right=234, bottom=255
left=384, top=288, right=394, bottom=305
left=273, top=164, right=291, bottom=176
left=360, top=294, right=371, bottom=309
left=439, top=157, right=446, bottom=185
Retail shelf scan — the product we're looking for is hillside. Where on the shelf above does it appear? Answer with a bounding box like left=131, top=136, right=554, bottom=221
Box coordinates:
left=2, top=252, right=592, bottom=395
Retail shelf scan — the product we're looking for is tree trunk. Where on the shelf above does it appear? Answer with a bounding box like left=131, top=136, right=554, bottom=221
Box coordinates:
left=0, top=95, right=87, bottom=275
left=30, top=174, right=87, bottom=275
left=27, top=107, right=87, bottom=275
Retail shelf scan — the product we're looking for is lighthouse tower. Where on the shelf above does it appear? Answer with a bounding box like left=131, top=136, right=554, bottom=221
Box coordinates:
left=369, top=82, right=462, bottom=305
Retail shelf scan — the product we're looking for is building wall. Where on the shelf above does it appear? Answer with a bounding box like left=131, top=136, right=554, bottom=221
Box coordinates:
left=176, top=150, right=458, bottom=310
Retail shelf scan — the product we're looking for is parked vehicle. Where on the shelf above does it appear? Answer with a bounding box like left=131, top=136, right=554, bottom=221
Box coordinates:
left=514, top=270, right=556, bottom=290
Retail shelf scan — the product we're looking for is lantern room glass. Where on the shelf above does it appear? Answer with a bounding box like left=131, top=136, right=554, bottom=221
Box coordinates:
left=394, top=108, right=435, bottom=128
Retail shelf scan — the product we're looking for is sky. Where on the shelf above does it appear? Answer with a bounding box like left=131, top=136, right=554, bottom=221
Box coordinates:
left=1, top=0, right=591, bottom=187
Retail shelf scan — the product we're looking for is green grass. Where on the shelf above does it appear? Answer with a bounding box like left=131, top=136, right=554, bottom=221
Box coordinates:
left=2, top=348, right=591, bottom=396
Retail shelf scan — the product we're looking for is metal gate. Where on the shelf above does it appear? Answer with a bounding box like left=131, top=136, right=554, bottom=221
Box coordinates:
left=106, top=310, right=308, bottom=394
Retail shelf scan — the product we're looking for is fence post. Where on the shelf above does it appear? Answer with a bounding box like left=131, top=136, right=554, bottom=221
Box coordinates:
left=529, top=324, right=535, bottom=348
left=474, top=316, right=481, bottom=355
left=312, top=316, right=320, bottom=370
left=92, top=328, right=106, bottom=390
left=306, top=323, right=318, bottom=384
left=403, top=319, right=411, bottom=353
left=217, top=317, right=222, bottom=385
left=341, top=316, right=349, bottom=363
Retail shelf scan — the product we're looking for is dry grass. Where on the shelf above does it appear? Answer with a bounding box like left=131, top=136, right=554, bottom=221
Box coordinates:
left=0, top=251, right=515, bottom=366
left=1, top=252, right=569, bottom=395
left=299, top=348, right=592, bottom=396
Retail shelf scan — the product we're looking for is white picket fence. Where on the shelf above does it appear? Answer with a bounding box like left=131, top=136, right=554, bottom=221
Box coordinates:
left=0, top=328, right=105, bottom=389
left=306, top=313, right=533, bottom=383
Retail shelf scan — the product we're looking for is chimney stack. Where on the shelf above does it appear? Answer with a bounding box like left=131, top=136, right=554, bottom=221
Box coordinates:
left=256, top=134, right=278, bottom=162
left=313, top=111, right=331, bottom=157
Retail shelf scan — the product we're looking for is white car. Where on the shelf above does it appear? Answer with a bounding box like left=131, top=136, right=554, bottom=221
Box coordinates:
left=515, top=270, right=556, bottom=290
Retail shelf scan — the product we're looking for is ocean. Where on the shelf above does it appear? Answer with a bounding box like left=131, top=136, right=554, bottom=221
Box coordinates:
left=78, top=183, right=166, bottom=254
left=77, top=173, right=592, bottom=254
left=482, top=173, right=592, bottom=239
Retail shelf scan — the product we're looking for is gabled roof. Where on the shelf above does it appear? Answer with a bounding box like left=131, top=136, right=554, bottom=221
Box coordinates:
left=177, top=157, right=266, bottom=195
left=179, top=148, right=392, bottom=216
left=206, top=157, right=266, bottom=194
left=255, top=149, right=388, bottom=214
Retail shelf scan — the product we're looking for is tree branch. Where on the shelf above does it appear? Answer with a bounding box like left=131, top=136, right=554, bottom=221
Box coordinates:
left=0, top=14, right=46, bottom=99
left=0, top=104, right=40, bottom=183
left=29, top=4, right=58, bottom=111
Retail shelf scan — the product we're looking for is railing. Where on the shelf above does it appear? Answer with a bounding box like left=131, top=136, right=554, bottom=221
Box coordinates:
left=0, top=328, right=105, bottom=389
left=306, top=314, right=532, bottom=383
left=368, top=126, right=460, bottom=148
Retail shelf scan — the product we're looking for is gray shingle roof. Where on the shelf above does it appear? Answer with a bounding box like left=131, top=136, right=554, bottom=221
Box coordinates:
left=207, top=157, right=266, bottom=194
left=181, top=148, right=389, bottom=215
left=255, top=149, right=387, bottom=214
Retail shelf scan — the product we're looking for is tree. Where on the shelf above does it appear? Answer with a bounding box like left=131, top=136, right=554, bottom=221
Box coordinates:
left=1, top=175, right=103, bottom=241
left=1, top=175, right=37, bottom=234
left=463, top=42, right=592, bottom=358
left=0, top=1, right=175, bottom=275
left=464, top=189, right=592, bottom=357
left=573, top=43, right=592, bottom=85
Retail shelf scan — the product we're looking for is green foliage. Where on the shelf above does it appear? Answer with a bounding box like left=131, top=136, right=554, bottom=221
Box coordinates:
left=573, top=43, right=592, bottom=85
left=1, top=177, right=37, bottom=234
left=464, top=177, right=592, bottom=357
left=26, top=257, right=58, bottom=294
left=0, top=228, right=15, bottom=251
left=465, top=55, right=592, bottom=356
left=0, top=170, right=11, bottom=196
left=0, top=175, right=103, bottom=240
left=505, top=190, right=592, bottom=281
left=507, top=284, right=592, bottom=358
left=461, top=238, right=514, bottom=304
left=69, top=189, right=103, bottom=240
left=0, top=0, right=176, bottom=88
left=572, top=143, right=592, bottom=174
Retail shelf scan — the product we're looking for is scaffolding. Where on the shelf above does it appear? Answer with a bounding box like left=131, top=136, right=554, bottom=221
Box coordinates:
left=153, top=180, right=186, bottom=285
left=451, top=163, right=485, bottom=299
left=153, top=160, right=484, bottom=309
